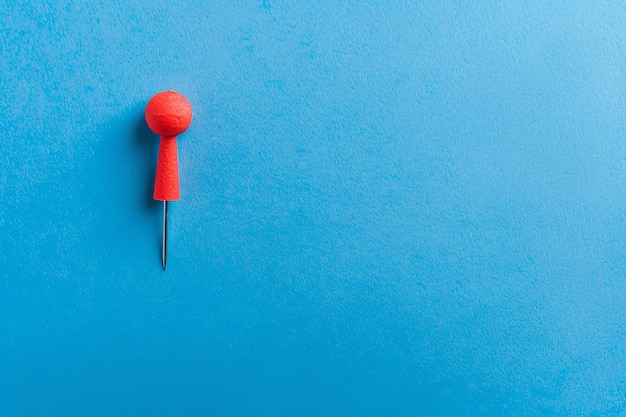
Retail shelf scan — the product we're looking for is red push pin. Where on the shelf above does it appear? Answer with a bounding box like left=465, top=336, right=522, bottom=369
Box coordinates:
left=145, top=90, right=193, bottom=270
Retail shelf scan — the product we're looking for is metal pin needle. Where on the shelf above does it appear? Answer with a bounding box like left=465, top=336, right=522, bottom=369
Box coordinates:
left=162, top=201, right=168, bottom=270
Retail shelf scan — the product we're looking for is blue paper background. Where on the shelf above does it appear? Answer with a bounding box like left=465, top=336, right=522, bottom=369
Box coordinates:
left=3, top=1, right=626, bottom=416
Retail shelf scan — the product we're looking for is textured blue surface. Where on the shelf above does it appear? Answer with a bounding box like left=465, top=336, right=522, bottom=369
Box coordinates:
left=2, top=1, right=626, bottom=416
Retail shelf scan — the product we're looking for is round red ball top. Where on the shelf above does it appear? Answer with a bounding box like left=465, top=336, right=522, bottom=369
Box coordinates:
left=145, top=90, right=193, bottom=137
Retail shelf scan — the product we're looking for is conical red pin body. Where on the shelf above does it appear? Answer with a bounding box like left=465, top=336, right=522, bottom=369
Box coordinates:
left=153, top=136, right=181, bottom=200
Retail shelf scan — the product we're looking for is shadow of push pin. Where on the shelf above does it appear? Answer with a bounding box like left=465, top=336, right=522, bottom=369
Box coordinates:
left=145, top=90, right=193, bottom=270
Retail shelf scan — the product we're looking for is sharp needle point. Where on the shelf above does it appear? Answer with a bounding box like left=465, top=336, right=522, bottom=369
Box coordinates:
left=162, top=200, right=168, bottom=270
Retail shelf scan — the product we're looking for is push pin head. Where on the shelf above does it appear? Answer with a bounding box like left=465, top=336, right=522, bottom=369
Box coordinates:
left=145, top=90, right=193, bottom=137
left=146, top=90, right=192, bottom=202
